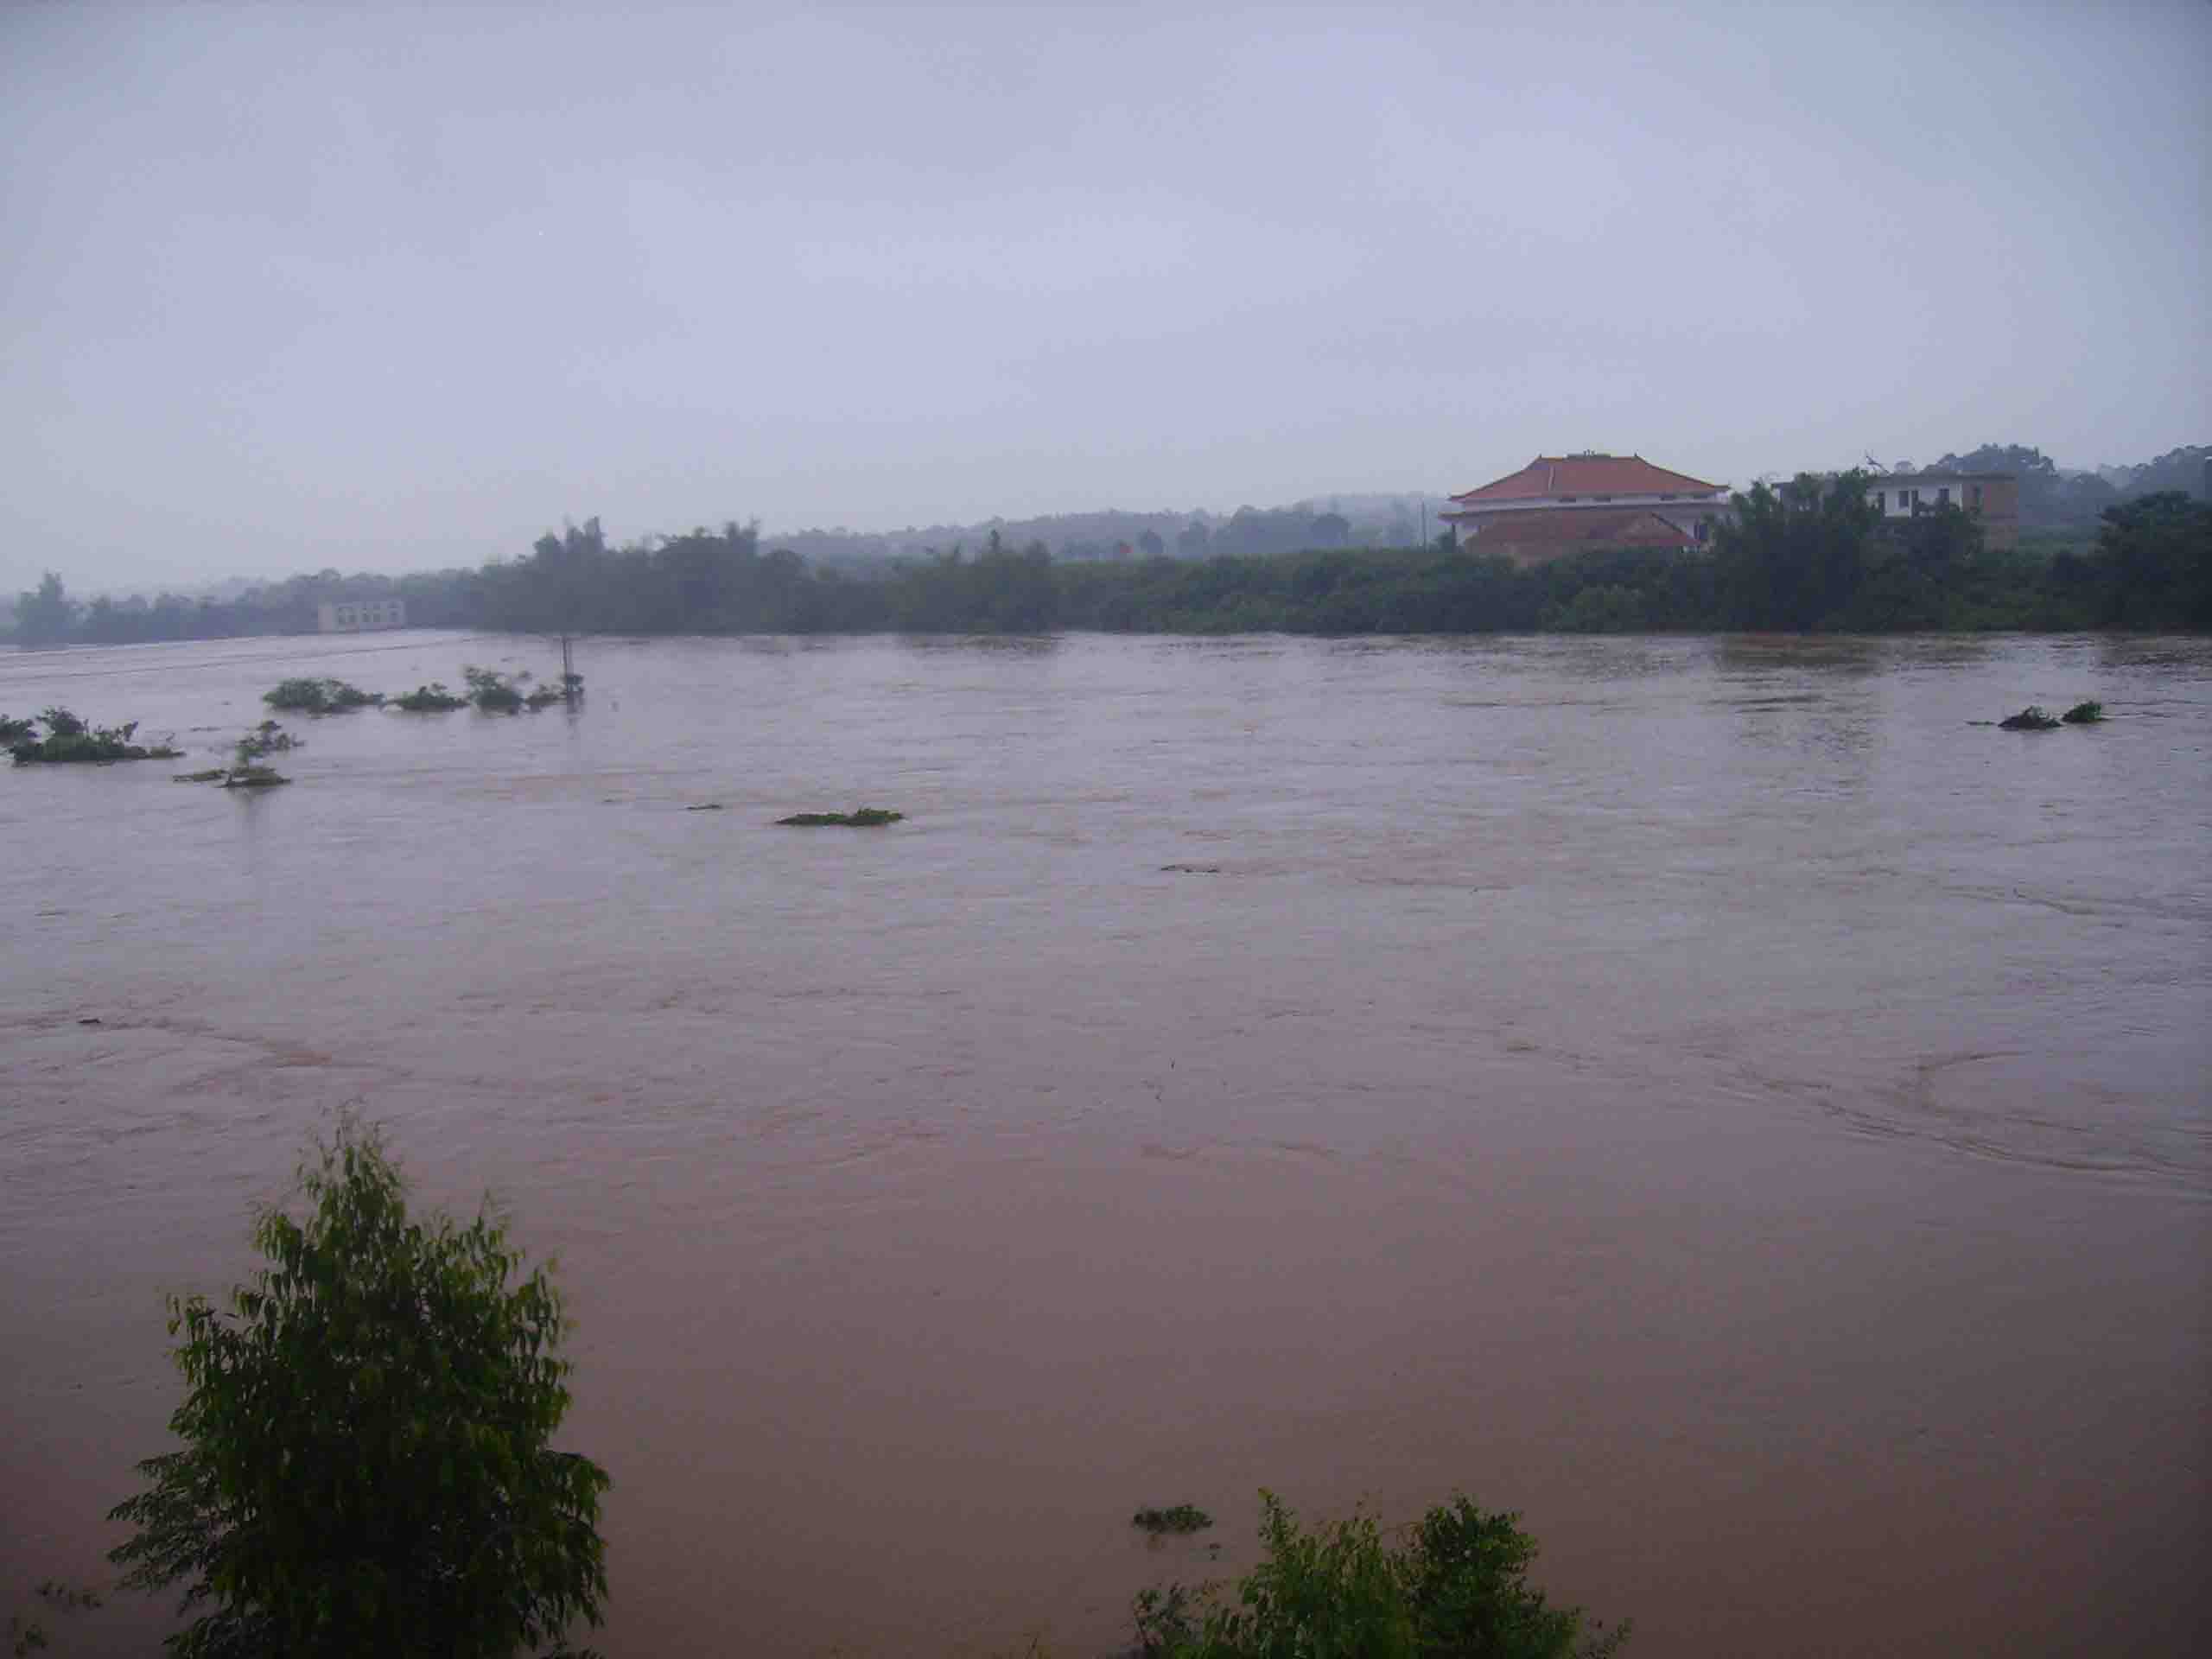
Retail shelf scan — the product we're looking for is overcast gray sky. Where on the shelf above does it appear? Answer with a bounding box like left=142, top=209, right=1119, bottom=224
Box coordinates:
left=4, top=2, right=2207, bottom=591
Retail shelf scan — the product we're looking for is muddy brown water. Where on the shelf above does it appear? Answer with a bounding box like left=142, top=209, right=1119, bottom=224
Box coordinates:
left=3, top=631, right=2207, bottom=1656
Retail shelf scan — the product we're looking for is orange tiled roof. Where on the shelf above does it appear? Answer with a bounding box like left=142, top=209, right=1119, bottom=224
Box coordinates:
left=1451, top=454, right=1723, bottom=503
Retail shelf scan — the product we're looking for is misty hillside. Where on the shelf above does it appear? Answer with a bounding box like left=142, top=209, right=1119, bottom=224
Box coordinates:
left=770, top=443, right=2205, bottom=566
left=767, top=495, right=1457, bottom=569
left=1925, top=443, right=2210, bottom=529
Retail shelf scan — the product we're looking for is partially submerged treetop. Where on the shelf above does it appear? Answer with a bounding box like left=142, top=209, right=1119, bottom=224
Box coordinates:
left=108, top=1121, right=610, bottom=1659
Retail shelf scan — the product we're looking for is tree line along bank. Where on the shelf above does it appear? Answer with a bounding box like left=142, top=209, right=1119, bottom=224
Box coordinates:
left=10, top=478, right=2209, bottom=645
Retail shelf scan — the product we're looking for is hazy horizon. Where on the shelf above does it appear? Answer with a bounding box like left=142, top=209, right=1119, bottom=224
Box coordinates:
left=6, top=2, right=2207, bottom=592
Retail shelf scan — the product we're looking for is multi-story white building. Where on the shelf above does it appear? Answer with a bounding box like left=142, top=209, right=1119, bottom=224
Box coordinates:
left=1866, top=472, right=2019, bottom=550
left=316, top=598, right=407, bottom=632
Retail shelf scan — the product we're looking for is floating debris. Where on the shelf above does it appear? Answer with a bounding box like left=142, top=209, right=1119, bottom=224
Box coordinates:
left=685, top=803, right=725, bottom=812
left=1132, top=1504, right=1214, bottom=1535
left=222, top=766, right=292, bottom=789
left=1999, top=706, right=2062, bottom=730
left=775, top=807, right=904, bottom=827
left=1161, top=863, right=1224, bottom=874
left=2061, top=701, right=2105, bottom=724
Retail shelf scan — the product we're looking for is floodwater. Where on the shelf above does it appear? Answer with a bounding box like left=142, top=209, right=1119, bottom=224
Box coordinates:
left=2, top=630, right=2207, bottom=1656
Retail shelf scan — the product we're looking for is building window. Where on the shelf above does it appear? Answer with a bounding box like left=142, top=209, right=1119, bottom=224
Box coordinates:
left=1937, top=486, right=1951, bottom=505
left=1969, top=484, right=1983, bottom=508
left=1874, top=492, right=1885, bottom=511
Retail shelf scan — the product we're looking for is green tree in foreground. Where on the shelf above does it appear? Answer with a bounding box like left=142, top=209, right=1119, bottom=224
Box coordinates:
left=108, top=1121, right=609, bottom=1659
left=1140, top=1490, right=1626, bottom=1659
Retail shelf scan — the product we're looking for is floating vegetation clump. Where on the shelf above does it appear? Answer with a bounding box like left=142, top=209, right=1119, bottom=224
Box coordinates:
left=0, top=714, right=36, bottom=745
left=1999, top=706, right=2062, bottom=730
left=222, top=765, right=291, bottom=789
left=2061, top=700, right=2105, bottom=724
left=775, top=807, right=905, bottom=827
left=1132, top=1504, right=1214, bottom=1536
left=9, top=708, right=181, bottom=765
left=175, top=721, right=301, bottom=788
left=390, top=683, right=469, bottom=712
left=264, top=677, right=382, bottom=714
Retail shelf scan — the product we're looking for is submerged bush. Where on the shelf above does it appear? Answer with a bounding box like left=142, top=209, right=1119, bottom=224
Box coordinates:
left=1999, top=705, right=2063, bottom=730
left=390, top=682, right=468, bottom=712
left=0, top=714, right=35, bottom=744
left=2061, top=700, right=2105, bottom=723
left=9, top=708, right=181, bottom=765
left=1135, top=1505, right=1216, bottom=1536
left=1140, top=1491, right=1627, bottom=1659
left=235, top=721, right=299, bottom=764
left=171, top=721, right=300, bottom=787
left=264, top=677, right=382, bottom=714
left=464, top=665, right=526, bottom=713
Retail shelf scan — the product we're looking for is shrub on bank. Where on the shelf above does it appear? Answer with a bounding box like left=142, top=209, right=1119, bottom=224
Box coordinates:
left=1137, top=1490, right=1627, bottom=1659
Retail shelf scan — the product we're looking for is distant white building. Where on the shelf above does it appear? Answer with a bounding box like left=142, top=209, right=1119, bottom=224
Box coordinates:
left=1865, top=472, right=2019, bottom=550
left=317, top=598, right=406, bottom=633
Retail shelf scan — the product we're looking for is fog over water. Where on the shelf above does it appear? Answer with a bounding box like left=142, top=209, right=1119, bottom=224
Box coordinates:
left=4, top=3, right=2209, bottom=588
left=2, top=632, right=2207, bottom=1656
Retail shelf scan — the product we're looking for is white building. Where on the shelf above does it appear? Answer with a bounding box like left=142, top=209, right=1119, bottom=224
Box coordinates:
left=1864, top=472, right=2019, bottom=550
left=317, top=598, right=407, bottom=632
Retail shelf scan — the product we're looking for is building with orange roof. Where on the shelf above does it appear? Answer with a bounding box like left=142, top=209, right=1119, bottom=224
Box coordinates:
left=1441, top=454, right=1729, bottom=565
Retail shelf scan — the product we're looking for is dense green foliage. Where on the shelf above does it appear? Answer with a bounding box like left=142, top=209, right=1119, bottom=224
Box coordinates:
left=8, top=708, right=179, bottom=765
left=107, top=1122, right=610, bottom=1659
left=1137, top=1491, right=1626, bottom=1659
left=264, top=678, right=381, bottom=713
left=414, top=492, right=2205, bottom=635
left=0, top=714, right=35, bottom=745
left=12, top=461, right=2205, bottom=646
